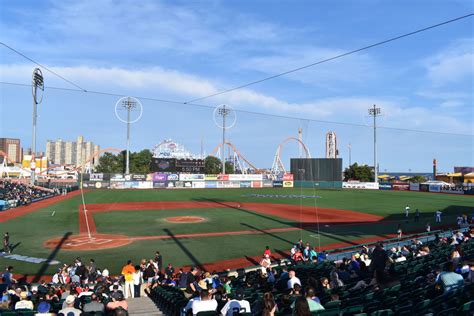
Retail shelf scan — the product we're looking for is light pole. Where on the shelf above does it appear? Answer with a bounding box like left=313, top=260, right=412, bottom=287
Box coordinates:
left=368, top=105, right=381, bottom=183
left=31, top=68, right=44, bottom=185
left=348, top=142, right=352, bottom=166
left=213, top=105, right=236, bottom=175
left=114, top=96, right=143, bottom=175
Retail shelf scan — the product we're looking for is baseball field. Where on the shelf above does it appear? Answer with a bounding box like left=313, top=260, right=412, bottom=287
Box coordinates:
left=0, top=188, right=472, bottom=278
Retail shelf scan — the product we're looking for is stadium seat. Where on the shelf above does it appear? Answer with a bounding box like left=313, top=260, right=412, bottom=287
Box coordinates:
left=342, top=305, right=364, bottom=315
left=196, top=311, right=218, bottom=316
left=370, top=310, right=394, bottom=316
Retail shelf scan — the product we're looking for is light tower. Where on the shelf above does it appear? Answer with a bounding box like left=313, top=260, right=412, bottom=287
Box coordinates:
left=213, top=105, right=236, bottom=175
left=368, top=105, right=381, bottom=183
left=31, top=68, right=44, bottom=185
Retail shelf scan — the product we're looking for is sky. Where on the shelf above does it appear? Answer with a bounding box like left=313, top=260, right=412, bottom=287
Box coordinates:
left=0, top=0, right=473, bottom=172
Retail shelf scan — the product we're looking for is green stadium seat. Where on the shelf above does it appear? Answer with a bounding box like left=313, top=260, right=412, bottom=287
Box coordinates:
left=342, top=305, right=364, bottom=315
left=370, top=309, right=393, bottom=316
left=324, top=300, right=341, bottom=309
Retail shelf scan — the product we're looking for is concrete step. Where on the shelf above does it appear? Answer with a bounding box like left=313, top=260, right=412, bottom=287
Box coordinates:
left=127, top=295, right=163, bottom=316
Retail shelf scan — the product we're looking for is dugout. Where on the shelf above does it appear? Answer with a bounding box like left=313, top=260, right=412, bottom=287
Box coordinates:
left=291, top=158, right=343, bottom=188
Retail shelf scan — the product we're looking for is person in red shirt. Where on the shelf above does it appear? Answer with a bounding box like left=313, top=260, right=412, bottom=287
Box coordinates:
left=264, top=246, right=271, bottom=257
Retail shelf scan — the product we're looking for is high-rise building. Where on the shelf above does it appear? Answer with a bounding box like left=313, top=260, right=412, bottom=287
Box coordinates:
left=0, top=138, right=21, bottom=163
left=45, top=136, right=100, bottom=169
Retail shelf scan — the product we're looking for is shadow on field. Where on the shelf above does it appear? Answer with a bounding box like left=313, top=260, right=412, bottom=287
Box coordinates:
left=33, top=232, right=72, bottom=283
left=163, top=228, right=204, bottom=271
left=240, top=222, right=294, bottom=245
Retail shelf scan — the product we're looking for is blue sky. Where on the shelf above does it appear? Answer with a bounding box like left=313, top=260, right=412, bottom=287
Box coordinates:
left=0, top=0, right=473, bottom=172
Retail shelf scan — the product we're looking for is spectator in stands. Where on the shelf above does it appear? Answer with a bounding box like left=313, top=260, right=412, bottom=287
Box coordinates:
left=15, top=291, right=33, bottom=310
left=82, top=293, right=105, bottom=314
left=185, top=267, right=199, bottom=298
left=36, top=301, right=54, bottom=316
left=287, top=270, right=301, bottom=290
left=191, top=289, right=217, bottom=315
left=106, top=290, right=128, bottom=313
left=370, top=243, right=388, bottom=285
left=437, top=261, right=464, bottom=293
left=121, top=260, right=135, bottom=299
left=262, top=292, right=277, bottom=316
left=220, top=289, right=251, bottom=316
left=303, top=287, right=324, bottom=312
left=133, top=265, right=142, bottom=298
left=293, top=296, right=311, bottom=316
left=58, top=295, right=81, bottom=316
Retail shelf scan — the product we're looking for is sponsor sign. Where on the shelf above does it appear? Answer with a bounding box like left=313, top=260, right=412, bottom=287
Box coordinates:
left=205, top=181, right=218, bottom=188
left=441, top=189, right=464, bottom=195
left=429, top=184, right=441, bottom=192
left=392, top=183, right=409, bottom=191
left=217, top=174, right=229, bottom=181
left=273, top=181, right=283, bottom=188
left=378, top=182, right=392, bottom=190
left=110, top=181, right=125, bottom=189
left=192, top=181, right=205, bottom=189
left=342, top=182, right=379, bottom=190
left=167, top=174, right=179, bottom=181
left=409, top=183, right=420, bottom=191
left=283, top=181, right=294, bottom=188
left=205, top=174, right=218, bottom=181
left=420, top=184, right=429, bottom=192
left=132, top=174, right=146, bottom=181
left=167, top=182, right=175, bottom=188
left=251, top=181, right=263, bottom=188
left=217, top=181, right=240, bottom=188
left=90, top=173, right=103, bottom=181
left=124, top=174, right=132, bottom=181
left=153, top=182, right=167, bottom=188
left=184, top=181, right=193, bottom=188
left=153, top=173, right=168, bottom=182
left=240, top=181, right=252, bottom=188
left=110, top=174, right=124, bottom=181
left=228, top=174, right=263, bottom=181
left=179, top=174, right=205, bottom=181
left=175, top=181, right=185, bottom=188
left=262, top=180, right=274, bottom=188
left=138, top=181, right=153, bottom=189
left=283, top=173, right=294, bottom=181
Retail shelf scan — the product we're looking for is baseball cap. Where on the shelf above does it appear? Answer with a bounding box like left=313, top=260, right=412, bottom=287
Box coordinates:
left=37, top=301, right=51, bottom=313
left=65, top=295, right=75, bottom=305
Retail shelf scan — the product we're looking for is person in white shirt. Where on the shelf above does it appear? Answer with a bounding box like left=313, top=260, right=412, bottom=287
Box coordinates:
left=436, top=210, right=442, bottom=223
left=220, top=289, right=251, bottom=316
left=192, top=290, right=217, bottom=316
left=287, top=270, right=301, bottom=290
left=405, top=205, right=410, bottom=219
left=133, top=264, right=143, bottom=298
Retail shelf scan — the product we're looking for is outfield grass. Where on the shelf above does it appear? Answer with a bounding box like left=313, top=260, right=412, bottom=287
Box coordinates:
left=0, top=188, right=472, bottom=276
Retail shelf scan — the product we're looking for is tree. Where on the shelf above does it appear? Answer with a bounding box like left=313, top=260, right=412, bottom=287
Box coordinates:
left=130, top=149, right=153, bottom=174
left=343, top=163, right=374, bottom=182
left=225, top=161, right=235, bottom=174
left=204, top=156, right=222, bottom=174
left=95, top=152, right=123, bottom=173
left=410, top=175, right=427, bottom=183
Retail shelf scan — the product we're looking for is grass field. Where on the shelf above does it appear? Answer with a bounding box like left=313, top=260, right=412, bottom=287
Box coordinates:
left=0, top=188, right=472, bottom=277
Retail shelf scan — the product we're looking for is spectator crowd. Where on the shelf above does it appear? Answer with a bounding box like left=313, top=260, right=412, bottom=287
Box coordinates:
left=0, top=179, right=57, bottom=209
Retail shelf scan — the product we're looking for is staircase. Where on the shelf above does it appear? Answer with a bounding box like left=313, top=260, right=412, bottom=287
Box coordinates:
left=127, top=295, right=164, bottom=316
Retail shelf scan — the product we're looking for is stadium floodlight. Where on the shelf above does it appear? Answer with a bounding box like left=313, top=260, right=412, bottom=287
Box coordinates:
left=368, top=105, right=381, bottom=183
left=213, top=105, right=237, bottom=175
left=31, top=68, right=44, bottom=185
left=115, top=97, right=143, bottom=175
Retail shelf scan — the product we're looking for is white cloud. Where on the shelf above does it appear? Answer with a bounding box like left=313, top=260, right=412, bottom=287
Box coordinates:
left=424, top=38, right=474, bottom=86
left=1, top=63, right=471, bottom=135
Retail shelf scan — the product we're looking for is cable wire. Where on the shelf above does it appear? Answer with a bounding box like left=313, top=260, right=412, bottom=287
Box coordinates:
left=185, top=13, right=474, bottom=103
left=0, top=41, right=87, bottom=92
left=1, top=80, right=473, bottom=137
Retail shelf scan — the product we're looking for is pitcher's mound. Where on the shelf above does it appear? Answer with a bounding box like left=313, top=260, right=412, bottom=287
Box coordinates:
left=165, top=216, right=205, bottom=223
left=44, top=234, right=131, bottom=250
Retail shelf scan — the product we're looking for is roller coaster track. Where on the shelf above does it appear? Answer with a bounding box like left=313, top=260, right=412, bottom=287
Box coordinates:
left=271, top=137, right=311, bottom=177
left=211, top=141, right=260, bottom=173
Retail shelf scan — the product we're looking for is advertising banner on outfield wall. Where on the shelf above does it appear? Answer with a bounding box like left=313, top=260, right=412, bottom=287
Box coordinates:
left=273, top=181, right=283, bottom=187
left=283, top=173, right=294, bottom=181
left=175, top=181, right=184, bottom=188
left=441, top=189, right=464, bottom=195
left=228, top=174, right=263, bottom=181
left=263, top=181, right=274, bottom=188
left=205, top=175, right=218, bottom=181
left=240, top=181, right=252, bottom=188
left=205, top=181, right=217, bottom=188
left=132, top=174, right=146, bottom=181
left=153, top=182, right=167, bottom=188
left=420, top=184, right=429, bottom=192
left=378, top=182, right=392, bottom=190
left=110, top=181, right=125, bottom=189
left=110, top=174, right=125, bottom=182
left=179, top=174, right=205, bottom=181
left=184, top=181, right=193, bottom=188
left=152, top=173, right=168, bottom=182
left=429, top=184, right=442, bottom=192
left=392, top=183, right=409, bottom=191
left=167, top=174, right=179, bottom=181
left=217, top=174, right=229, bottom=181
left=283, top=181, right=294, bottom=188
left=90, top=173, right=104, bottom=181
left=192, top=181, right=206, bottom=189
left=342, top=182, right=379, bottom=190
left=251, top=181, right=262, bottom=188
left=409, top=183, right=420, bottom=191
left=138, top=181, right=153, bottom=189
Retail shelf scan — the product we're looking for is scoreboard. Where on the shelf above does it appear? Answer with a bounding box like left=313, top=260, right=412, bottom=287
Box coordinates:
left=150, top=158, right=204, bottom=173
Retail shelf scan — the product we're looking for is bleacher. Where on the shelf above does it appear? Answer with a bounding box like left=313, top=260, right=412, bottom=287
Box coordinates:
left=149, top=237, right=474, bottom=316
